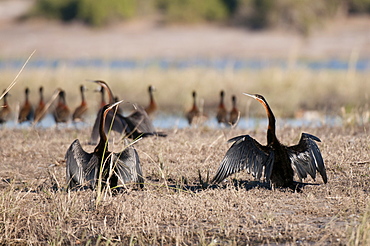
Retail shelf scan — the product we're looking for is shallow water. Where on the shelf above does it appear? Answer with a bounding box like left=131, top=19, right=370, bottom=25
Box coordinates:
left=1, top=58, right=370, bottom=71
left=1, top=113, right=342, bottom=130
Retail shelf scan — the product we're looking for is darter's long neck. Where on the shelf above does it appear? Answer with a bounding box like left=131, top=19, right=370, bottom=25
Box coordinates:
left=262, top=101, right=277, bottom=145
left=105, top=87, right=114, bottom=104
left=95, top=109, right=108, bottom=154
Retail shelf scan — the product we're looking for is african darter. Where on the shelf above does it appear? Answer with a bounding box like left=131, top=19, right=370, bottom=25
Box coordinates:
left=65, top=101, right=144, bottom=190
left=212, top=93, right=327, bottom=190
left=89, top=80, right=166, bottom=144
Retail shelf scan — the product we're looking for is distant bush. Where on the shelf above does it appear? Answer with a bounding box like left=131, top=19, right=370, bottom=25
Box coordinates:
left=30, top=0, right=78, bottom=21
left=231, top=0, right=342, bottom=34
left=77, top=0, right=136, bottom=26
left=30, top=0, right=370, bottom=31
left=157, top=0, right=228, bottom=23
left=348, top=0, right=370, bottom=13
left=30, top=0, right=137, bottom=26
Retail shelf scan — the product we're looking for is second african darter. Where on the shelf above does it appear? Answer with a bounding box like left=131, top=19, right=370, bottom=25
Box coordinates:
left=212, top=93, right=327, bottom=190
left=89, top=80, right=166, bottom=144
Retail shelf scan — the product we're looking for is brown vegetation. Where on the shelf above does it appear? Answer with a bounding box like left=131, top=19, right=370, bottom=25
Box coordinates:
left=1, top=67, right=369, bottom=124
left=0, top=124, right=369, bottom=244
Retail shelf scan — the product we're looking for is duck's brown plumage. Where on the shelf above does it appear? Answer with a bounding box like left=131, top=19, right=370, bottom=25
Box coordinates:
left=228, top=95, right=239, bottom=126
left=72, top=85, right=88, bottom=122
left=186, top=91, right=201, bottom=125
left=53, top=90, right=70, bottom=124
left=34, top=86, right=46, bottom=123
left=0, top=90, right=11, bottom=124
left=18, top=87, right=34, bottom=123
left=145, top=85, right=158, bottom=116
left=216, top=90, right=227, bottom=124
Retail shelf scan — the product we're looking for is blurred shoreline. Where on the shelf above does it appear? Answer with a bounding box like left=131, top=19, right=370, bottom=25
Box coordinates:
left=1, top=1, right=370, bottom=61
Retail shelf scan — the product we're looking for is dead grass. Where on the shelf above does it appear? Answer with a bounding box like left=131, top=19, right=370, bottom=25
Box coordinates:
left=0, top=124, right=369, bottom=245
left=0, top=66, right=369, bottom=120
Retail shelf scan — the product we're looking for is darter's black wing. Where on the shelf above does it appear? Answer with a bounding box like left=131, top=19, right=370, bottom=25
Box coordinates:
left=287, top=133, right=327, bottom=183
left=65, top=139, right=97, bottom=189
left=212, top=135, right=274, bottom=184
left=112, top=145, right=144, bottom=189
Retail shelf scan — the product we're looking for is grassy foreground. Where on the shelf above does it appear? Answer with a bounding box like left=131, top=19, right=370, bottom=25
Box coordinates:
left=0, top=124, right=369, bottom=245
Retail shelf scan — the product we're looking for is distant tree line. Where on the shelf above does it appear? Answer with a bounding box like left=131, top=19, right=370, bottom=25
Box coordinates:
left=28, top=0, right=370, bottom=34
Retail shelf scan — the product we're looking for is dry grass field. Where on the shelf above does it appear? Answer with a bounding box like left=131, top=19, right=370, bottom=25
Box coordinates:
left=0, top=4, right=369, bottom=244
left=0, top=123, right=369, bottom=245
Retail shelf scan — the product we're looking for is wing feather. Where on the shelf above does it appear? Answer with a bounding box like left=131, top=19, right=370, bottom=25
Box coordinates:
left=212, top=135, right=274, bottom=184
left=125, top=105, right=167, bottom=138
left=287, top=133, right=327, bottom=183
left=112, top=145, right=144, bottom=188
left=126, top=105, right=156, bottom=133
left=65, top=139, right=93, bottom=188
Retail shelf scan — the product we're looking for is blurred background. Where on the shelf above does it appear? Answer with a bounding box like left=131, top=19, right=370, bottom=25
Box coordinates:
left=0, top=0, right=369, bottom=128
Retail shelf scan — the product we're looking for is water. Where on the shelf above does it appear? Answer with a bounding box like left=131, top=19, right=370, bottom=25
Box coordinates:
left=1, top=113, right=342, bottom=130
left=1, top=58, right=369, bottom=71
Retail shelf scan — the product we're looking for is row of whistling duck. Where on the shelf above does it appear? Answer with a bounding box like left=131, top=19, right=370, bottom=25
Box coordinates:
left=0, top=85, right=240, bottom=127
left=186, top=90, right=239, bottom=126
left=0, top=85, right=157, bottom=125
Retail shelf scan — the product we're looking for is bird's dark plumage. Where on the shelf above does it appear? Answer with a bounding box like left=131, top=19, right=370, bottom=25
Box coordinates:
left=89, top=80, right=166, bottom=144
left=287, top=133, right=327, bottom=183
left=66, top=101, right=144, bottom=190
left=98, top=86, right=107, bottom=108
left=212, top=94, right=327, bottom=189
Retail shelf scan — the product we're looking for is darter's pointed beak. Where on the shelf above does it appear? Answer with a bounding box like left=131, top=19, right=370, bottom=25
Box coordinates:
left=243, top=93, right=257, bottom=100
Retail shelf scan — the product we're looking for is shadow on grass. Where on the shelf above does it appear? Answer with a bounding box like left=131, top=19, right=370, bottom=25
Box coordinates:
left=1, top=177, right=323, bottom=195
left=165, top=179, right=323, bottom=194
